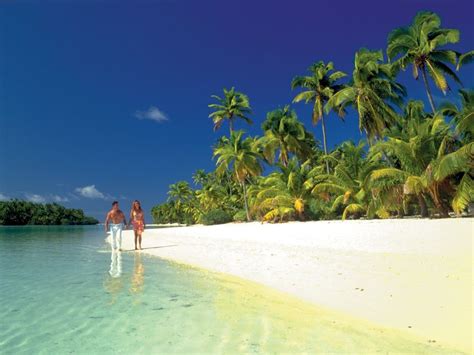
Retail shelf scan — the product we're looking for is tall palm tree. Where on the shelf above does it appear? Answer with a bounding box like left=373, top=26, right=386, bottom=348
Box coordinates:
left=213, top=130, right=263, bottom=221
left=291, top=61, right=347, bottom=173
left=259, top=106, right=315, bottom=167
left=326, top=49, right=406, bottom=142
left=387, top=11, right=461, bottom=112
left=208, top=87, right=252, bottom=135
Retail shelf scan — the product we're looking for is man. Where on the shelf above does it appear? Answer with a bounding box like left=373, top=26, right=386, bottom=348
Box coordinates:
left=105, top=201, right=127, bottom=251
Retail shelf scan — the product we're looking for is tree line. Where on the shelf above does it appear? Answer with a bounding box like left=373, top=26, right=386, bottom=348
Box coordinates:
left=152, top=11, right=473, bottom=225
left=0, top=200, right=99, bottom=225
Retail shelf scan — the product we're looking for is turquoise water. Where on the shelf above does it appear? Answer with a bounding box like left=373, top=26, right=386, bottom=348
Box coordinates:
left=0, top=226, right=462, bottom=354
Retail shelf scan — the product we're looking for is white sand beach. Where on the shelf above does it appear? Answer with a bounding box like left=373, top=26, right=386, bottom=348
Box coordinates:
left=116, top=218, right=473, bottom=353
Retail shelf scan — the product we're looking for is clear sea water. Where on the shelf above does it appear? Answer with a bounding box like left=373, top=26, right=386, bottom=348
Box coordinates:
left=0, top=226, right=462, bottom=354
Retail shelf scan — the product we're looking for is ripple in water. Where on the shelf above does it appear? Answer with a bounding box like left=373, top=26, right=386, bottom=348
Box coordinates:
left=0, top=226, right=463, bottom=354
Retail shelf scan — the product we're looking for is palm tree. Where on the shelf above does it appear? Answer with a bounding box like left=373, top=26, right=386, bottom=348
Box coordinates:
left=167, top=181, right=194, bottom=211
left=250, top=158, right=321, bottom=222
left=370, top=102, right=473, bottom=216
left=439, top=89, right=474, bottom=144
left=213, top=130, right=263, bottom=221
left=208, top=87, right=252, bottom=135
left=259, top=106, right=315, bottom=167
left=311, top=141, right=384, bottom=219
left=291, top=61, right=347, bottom=173
left=387, top=11, right=461, bottom=112
left=326, top=49, right=406, bottom=142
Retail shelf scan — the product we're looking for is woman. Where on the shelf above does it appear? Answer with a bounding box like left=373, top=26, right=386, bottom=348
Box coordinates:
left=129, top=200, right=145, bottom=250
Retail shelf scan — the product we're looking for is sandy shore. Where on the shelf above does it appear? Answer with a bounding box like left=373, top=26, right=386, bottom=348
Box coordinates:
left=116, top=218, right=473, bottom=353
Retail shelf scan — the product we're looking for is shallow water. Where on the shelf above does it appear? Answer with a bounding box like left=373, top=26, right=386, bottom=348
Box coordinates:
left=0, top=226, right=462, bottom=354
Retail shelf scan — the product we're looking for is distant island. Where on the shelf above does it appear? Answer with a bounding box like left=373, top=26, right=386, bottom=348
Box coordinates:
left=0, top=200, right=99, bottom=225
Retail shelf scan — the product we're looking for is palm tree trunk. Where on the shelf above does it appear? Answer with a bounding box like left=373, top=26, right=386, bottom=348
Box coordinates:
left=241, top=180, right=250, bottom=222
left=417, top=194, right=429, bottom=218
left=320, top=114, right=330, bottom=174
left=421, top=65, right=436, bottom=113
left=229, top=119, right=234, bottom=135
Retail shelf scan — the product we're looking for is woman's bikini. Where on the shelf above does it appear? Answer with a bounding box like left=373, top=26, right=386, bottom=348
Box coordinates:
left=132, top=210, right=144, bottom=233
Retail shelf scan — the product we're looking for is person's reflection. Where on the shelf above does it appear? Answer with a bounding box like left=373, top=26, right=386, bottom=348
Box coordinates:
left=109, top=249, right=122, bottom=278
left=103, top=250, right=123, bottom=305
left=130, top=252, right=145, bottom=295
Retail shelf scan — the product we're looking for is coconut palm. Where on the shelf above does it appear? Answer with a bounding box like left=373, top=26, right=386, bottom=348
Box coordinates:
left=311, top=141, right=383, bottom=219
left=291, top=61, right=346, bottom=173
left=250, top=158, right=322, bottom=222
left=439, top=89, right=474, bottom=144
left=213, top=130, right=263, bottom=221
left=208, top=87, right=252, bottom=134
left=326, top=49, right=406, bottom=142
left=370, top=102, right=473, bottom=216
left=259, top=106, right=315, bottom=167
left=387, top=11, right=461, bottom=112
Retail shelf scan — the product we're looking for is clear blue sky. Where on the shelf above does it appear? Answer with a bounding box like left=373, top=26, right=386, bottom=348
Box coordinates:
left=1, top=0, right=473, bottom=219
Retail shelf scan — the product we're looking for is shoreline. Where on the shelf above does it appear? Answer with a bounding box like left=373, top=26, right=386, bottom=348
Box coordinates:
left=114, top=218, right=473, bottom=353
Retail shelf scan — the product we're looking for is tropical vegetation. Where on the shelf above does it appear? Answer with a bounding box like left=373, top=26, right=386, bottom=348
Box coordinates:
left=152, top=11, right=473, bottom=225
left=0, top=200, right=99, bottom=225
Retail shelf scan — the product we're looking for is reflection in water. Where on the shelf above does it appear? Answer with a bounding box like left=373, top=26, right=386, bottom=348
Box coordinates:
left=103, top=250, right=123, bottom=305
left=109, top=250, right=122, bottom=278
left=130, top=252, right=145, bottom=294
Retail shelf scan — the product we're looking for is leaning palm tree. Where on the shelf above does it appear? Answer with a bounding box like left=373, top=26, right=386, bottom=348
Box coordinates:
left=208, top=87, right=252, bottom=135
left=326, top=49, right=406, bottom=142
left=259, top=106, right=315, bottom=167
left=213, top=130, right=263, bottom=221
left=291, top=61, right=346, bottom=173
left=387, top=11, right=461, bottom=112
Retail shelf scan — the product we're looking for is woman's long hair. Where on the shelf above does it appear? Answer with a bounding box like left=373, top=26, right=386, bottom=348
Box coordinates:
left=131, top=200, right=142, bottom=213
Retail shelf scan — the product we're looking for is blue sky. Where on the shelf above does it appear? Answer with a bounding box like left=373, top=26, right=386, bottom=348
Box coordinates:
left=1, top=0, right=473, bottom=219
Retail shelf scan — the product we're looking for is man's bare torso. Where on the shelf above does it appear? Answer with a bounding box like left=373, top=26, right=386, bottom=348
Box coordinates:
left=108, top=209, right=126, bottom=224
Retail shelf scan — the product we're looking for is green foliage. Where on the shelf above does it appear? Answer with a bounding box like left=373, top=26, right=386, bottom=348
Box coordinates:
left=152, top=10, right=473, bottom=223
left=0, top=200, right=98, bottom=225
left=200, top=209, right=233, bottom=226
left=209, top=87, right=252, bottom=134
left=387, top=11, right=461, bottom=111
left=233, top=210, right=247, bottom=222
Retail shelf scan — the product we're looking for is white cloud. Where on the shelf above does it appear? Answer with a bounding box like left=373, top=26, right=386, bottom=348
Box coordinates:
left=0, top=193, right=10, bottom=201
left=51, top=195, right=69, bottom=202
left=75, top=185, right=106, bottom=199
left=134, top=106, right=169, bottom=123
left=25, top=193, right=46, bottom=203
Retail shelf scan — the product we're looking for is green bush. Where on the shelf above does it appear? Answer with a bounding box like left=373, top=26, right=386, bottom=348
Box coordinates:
left=307, top=199, right=335, bottom=221
left=233, top=210, right=247, bottom=222
left=201, top=209, right=232, bottom=225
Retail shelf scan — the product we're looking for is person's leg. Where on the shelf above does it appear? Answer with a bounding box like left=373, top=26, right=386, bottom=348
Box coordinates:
left=117, top=223, right=123, bottom=251
left=111, top=224, right=118, bottom=250
left=138, top=232, right=142, bottom=250
left=134, top=230, right=138, bottom=250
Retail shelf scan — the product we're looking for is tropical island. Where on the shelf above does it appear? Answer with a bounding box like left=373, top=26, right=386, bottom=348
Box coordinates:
left=0, top=199, right=99, bottom=225
left=151, top=11, right=473, bottom=226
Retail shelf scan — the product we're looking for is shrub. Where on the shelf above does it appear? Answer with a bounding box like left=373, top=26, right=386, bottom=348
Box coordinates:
left=233, top=210, right=247, bottom=222
left=200, top=209, right=232, bottom=225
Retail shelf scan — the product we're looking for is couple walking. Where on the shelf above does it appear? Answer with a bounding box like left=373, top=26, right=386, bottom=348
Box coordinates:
left=105, top=200, right=145, bottom=251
